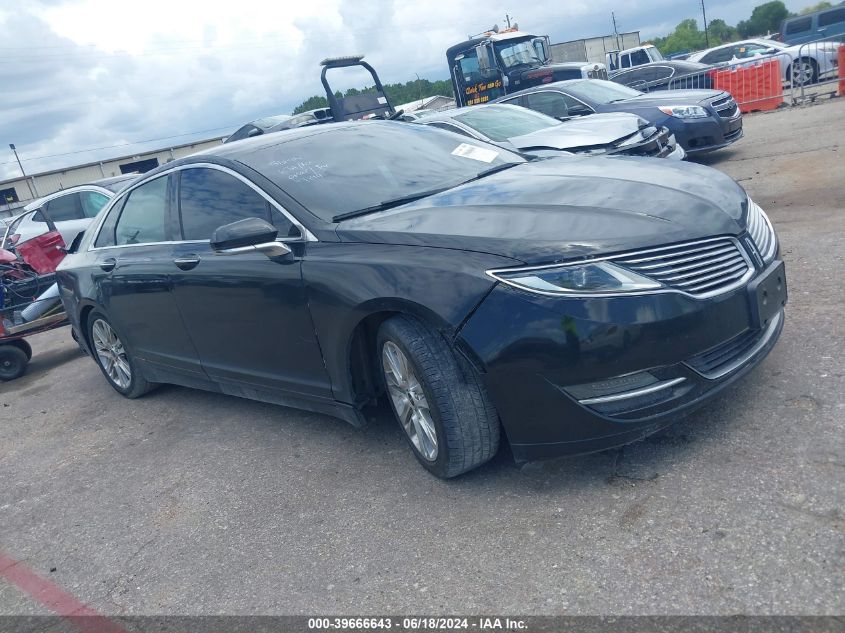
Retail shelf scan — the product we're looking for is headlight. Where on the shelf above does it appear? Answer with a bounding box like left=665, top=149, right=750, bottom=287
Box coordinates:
left=746, top=198, right=777, bottom=264
left=658, top=105, right=709, bottom=119
left=489, top=261, right=661, bottom=296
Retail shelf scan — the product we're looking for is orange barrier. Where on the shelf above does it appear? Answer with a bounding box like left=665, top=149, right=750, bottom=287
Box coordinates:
left=839, top=45, right=845, bottom=97
left=711, top=59, right=783, bottom=113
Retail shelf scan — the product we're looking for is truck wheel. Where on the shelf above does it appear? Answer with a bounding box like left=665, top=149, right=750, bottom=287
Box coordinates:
left=0, top=345, right=28, bottom=381
left=88, top=311, right=155, bottom=399
left=377, top=315, right=500, bottom=478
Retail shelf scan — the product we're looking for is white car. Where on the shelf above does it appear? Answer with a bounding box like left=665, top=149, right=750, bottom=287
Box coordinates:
left=687, top=38, right=842, bottom=84
left=1, top=175, right=136, bottom=250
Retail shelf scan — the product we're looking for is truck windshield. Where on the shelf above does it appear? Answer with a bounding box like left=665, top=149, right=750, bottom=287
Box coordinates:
left=495, top=40, right=543, bottom=68
left=647, top=47, right=665, bottom=62
left=565, top=79, right=643, bottom=104
left=454, top=105, right=560, bottom=142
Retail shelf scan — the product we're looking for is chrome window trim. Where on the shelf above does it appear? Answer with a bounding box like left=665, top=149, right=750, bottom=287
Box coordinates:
left=88, top=162, right=317, bottom=252
left=579, top=377, right=687, bottom=405
left=486, top=236, right=756, bottom=299
left=686, top=310, right=783, bottom=380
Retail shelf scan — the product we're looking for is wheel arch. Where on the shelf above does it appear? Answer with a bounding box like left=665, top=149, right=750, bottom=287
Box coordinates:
left=343, top=299, right=455, bottom=406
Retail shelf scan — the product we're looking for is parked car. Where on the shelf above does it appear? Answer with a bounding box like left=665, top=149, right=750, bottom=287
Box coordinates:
left=781, top=6, right=845, bottom=45
left=605, top=44, right=666, bottom=72
left=687, top=38, right=843, bottom=84
left=57, top=121, right=786, bottom=478
left=610, top=60, right=714, bottom=91
left=2, top=175, right=136, bottom=250
left=498, top=79, right=743, bottom=155
left=224, top=109, right=333, bottom=144
left=416, top=103, right=684, bottom=159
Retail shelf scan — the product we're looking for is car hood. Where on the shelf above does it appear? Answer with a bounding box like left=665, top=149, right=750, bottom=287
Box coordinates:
left=335, top=156, right=748, bottom=265
left=623, top=89, right=727, bottom=106
left=507, top=113, right=643, bottom=150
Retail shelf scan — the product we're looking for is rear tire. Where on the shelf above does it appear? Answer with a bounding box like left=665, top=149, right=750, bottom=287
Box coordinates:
left=789, top=58, right=818, bottom=85
left=0, top=345, right=28, bottom=381
left=87, top=311, right=155, bottom=399
left=377, top=315, right=500, bottom=478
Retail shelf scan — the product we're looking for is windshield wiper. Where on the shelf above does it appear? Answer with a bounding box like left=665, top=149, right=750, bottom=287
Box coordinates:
left=332, top=187, right=452, bottom=222
left=461, top=162, right=521, bottom=184
left=332, top=163, right=521, bottom=222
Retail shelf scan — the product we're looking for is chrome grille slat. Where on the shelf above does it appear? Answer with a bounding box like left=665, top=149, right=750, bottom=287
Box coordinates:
left=671, top=261, right=747, bottom=286
left=620, top=246, right=736, bottom=270
left=681, top=268, right=749, bottom=293
left=609, top=236, right=752, bottom=298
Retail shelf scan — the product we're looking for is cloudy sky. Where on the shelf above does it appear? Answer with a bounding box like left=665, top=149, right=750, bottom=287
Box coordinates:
left=0, top=0, right=809, bottom=180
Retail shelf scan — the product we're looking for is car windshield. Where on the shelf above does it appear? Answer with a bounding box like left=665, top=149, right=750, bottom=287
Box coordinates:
left=495, top=40, right=543, bottom=68
left=565, top=79, right=642, bottom=104
left=453, top=105, right=560, bottom=141
left=239, top=122, right=525, bottom=222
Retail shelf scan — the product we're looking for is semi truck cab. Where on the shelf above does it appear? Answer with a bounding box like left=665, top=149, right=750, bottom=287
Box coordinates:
left=447, top=28, right=608, bottom=107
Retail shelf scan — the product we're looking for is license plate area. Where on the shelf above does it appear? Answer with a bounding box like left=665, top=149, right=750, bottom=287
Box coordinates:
left=748, top=261, right=787, bottom=329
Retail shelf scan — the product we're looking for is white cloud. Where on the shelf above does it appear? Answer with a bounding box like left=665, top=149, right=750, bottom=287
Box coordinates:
left=0, top=0, right=814, bottom=180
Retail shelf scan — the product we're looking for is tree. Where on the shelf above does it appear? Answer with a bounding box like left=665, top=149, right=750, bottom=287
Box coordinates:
left=736, top=1, right=791, bottom=37
left=707, top=19, right=738, bottom=44
left=800, top=1, right=832, bottom=14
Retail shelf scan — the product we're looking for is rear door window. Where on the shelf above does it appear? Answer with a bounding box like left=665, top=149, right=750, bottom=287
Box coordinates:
left=785, top=17, right=812, bottom=34
left=178, top=168, right=296, bottom=241
left=33, top=193, right=83, bottom=223
left=524, top=92, right=570, bottom=119
left=700, top=47, right=734, bottom=64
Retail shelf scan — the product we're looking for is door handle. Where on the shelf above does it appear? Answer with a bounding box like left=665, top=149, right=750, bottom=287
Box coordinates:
left=99, top=257, right=116, bottom=272
left=173, top=255, right=201, bottom=271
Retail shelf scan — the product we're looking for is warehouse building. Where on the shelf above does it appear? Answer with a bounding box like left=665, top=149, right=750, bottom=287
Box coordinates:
left=1, top=136, right=226, bottom=219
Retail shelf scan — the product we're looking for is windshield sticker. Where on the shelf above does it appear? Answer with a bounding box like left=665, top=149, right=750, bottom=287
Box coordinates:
left=451, top=143, right=499, bottom=163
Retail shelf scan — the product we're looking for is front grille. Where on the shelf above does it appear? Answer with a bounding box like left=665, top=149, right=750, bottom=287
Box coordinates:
left=588, top=68, right=609, bottom=80
left=610, top=237, right=752, bottom=297
left=711, top=97, right=739, bottom=118
left=686, top=311, right=782, bottom=379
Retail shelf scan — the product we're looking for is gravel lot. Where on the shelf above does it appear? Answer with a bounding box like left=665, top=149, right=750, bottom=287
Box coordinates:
left=1, top=99, right=843, bottom=616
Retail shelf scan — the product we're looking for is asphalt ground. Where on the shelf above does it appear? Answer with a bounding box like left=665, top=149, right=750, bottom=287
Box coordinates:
left=1, top=99, right=843, bottom=617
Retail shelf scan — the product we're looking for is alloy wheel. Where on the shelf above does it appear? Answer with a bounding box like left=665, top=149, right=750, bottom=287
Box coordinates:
left=792, top=61, right=813, bottom=85
left=382, top=341, right=438, bottom=461
left=92, top=318, right=131, bottom=389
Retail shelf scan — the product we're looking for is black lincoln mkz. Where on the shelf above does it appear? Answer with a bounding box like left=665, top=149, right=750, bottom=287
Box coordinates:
left=57, top=122, right=787, bottom=478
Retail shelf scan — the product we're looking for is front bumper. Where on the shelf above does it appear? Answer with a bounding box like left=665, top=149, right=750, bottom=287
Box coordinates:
left=456, top=260, right=786, bottom=463
left=671, top=113, right=744, bottom=154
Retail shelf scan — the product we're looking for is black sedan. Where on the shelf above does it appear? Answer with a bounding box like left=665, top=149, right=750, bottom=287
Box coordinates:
left=56, top=122, right=786, bottom=478
left=498, top=79, right=743, bottom=155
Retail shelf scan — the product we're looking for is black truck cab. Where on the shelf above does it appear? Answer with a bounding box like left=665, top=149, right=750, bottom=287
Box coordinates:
left=447, top=29, right=608, bottom=107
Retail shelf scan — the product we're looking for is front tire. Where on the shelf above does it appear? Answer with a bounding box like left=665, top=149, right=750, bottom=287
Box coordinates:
left=87, top=311, right=155, bottom=398
left=377, top=315, right=500, bottom=478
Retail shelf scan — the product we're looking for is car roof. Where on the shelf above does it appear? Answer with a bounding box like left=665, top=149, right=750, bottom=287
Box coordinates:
left=415, top=103, right=522, bottom=123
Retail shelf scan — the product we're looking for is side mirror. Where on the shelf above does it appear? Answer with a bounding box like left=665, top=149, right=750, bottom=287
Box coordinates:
left=211, top=217, right=291, bottom=259
left=475, top=43, right=498, bottom=78
left=567, top=104, right=593, bottom=116
left=532, top=37, right=550, bottom=64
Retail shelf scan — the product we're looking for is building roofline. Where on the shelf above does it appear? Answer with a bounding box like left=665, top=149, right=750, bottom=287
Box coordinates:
left=0, top=134, right=227, bottom=188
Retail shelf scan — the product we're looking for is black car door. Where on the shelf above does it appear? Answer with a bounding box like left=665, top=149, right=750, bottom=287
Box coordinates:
left=168, top=165, right=332, bottom=400
left=90, top=174, right=203, bottom=382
